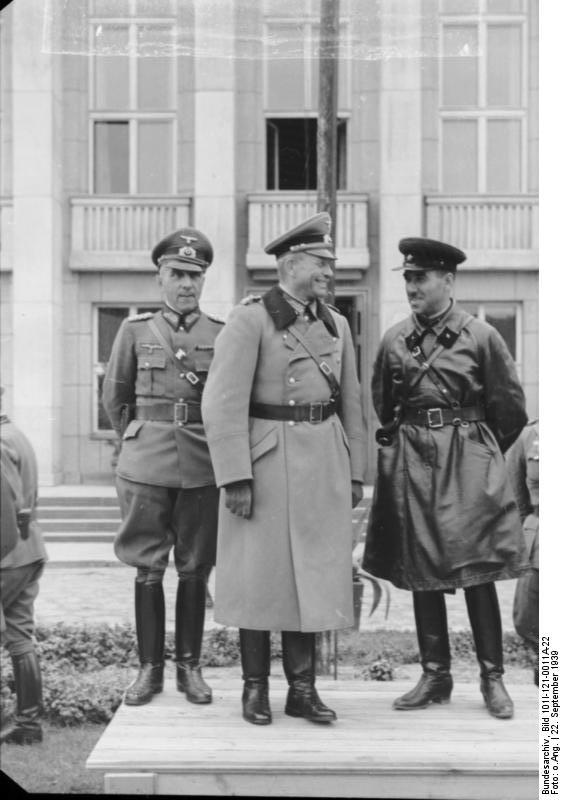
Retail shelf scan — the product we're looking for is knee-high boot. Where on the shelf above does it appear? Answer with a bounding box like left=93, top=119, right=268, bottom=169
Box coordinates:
left=393, top=591, right=453, bottom=710
left=0, top=651, right=43, bottom=745
left=465, top=582, right=513, bottom=719
left=124, top=581, right=165, bottom=706
left=175, top=576, right=212, bottom=704
left=282, top=632, right=336, bottom=723
left=240, top=629, right=272, bottom=725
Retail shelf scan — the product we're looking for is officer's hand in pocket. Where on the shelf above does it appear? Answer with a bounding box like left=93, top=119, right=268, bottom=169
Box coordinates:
left=224, top=481, right=253, bottom=519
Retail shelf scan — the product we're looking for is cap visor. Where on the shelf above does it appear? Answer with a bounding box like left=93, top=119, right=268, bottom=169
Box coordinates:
left=392, top=263, right=428, bottom=272
left=159, top=257, right=204, bottom=273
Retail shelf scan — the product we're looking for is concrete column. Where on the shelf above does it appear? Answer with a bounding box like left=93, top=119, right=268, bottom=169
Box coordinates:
left=193, top=0, right=236, bottom=318
left=11, top=0, right=64, bottom=484
left=378, top=0, right=423, bottom=333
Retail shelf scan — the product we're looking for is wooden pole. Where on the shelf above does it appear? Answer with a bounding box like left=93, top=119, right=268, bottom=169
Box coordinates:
left=316, top=0, right=340, bottom=678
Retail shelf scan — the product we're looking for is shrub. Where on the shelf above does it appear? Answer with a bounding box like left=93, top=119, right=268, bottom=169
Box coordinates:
left=361, top=660, right=394, bottom=681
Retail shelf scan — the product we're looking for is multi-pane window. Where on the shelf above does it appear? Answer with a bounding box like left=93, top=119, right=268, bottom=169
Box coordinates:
left=94, top=304, right=159, bottom=432
left=264, top=12, right=350, bottom=190
left=264, top=19, right=350, bottom=112
left=89, top=0, right=177, bottom=194
left=439, top=0, right=527, bottom=193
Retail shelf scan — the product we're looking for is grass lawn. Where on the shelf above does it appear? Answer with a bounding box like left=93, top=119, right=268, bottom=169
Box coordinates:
left=1, top=723, right=105, bottom=795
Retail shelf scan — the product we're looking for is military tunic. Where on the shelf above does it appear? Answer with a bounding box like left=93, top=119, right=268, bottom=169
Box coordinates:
left=102, top=307, right=224, bottom=571
left=202, top=286, right=366, bottom=632
left=103, top=307, right=223, bottom=488
left=362, top=302, right=529, bottom=591
left=1, top=416, right=47, bottom=652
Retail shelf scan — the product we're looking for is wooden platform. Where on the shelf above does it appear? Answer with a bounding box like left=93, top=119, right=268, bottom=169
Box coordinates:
left=86, top=677, right=538, bottom=798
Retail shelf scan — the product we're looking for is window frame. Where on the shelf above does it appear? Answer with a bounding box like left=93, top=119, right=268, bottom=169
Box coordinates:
left=437, top=0, right=529, bottom=193
left=263, top=11, right=352, bottom=113
left=87, top=5, right=178, bottom=195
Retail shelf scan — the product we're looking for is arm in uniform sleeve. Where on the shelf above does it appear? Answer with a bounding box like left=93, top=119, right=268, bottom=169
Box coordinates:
left=371, top=332, right=396, bottom=426
left=506, top=429, right=532, bottom=522
left=479, top=325, right=528, bottom=453
left=338, top=316, right=366, bottom=483
left=0, top=444, right=24, bottom=558
left=102, top=320, right=137, bottom=437
left=201, top=305, right=261, bottom=488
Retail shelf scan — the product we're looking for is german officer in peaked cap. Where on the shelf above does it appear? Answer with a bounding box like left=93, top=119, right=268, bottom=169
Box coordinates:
left=362, top=236, right=529, bottom=719
left=103, top=227, right=224, bottom=707
left=202, top=212, right=366, bottom=725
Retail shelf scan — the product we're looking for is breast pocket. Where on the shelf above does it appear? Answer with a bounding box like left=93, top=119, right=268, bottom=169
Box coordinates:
left=137, top=352, right=167, bottom=394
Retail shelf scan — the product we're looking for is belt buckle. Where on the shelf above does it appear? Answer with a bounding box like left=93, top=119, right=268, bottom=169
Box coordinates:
left=427, top=407, right=443, bottom=428
left=309, top=402, right=323, bottom=424
left=174, top=402, right=188, bottom=424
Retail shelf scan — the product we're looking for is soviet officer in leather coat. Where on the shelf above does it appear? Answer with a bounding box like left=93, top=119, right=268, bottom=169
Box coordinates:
left=202, top=213, right=366, bottom=726
left=103, top=228, right=224, bottom=707
left=362, top=237, right=529, bottom=720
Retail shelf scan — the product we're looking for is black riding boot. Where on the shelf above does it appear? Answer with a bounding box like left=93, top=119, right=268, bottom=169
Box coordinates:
left=240, top=629, right=272, bottom=725
left=124, top=581, right=165, bottom=706
left=0, top=651, right=43, bottom=745
left=393, top=591, right=453, bottom=710
left=283, top=632, right=336, bottom=723
left=465, top=582, right=513, bottom=719
left=175, top=576, right=212, bottom=704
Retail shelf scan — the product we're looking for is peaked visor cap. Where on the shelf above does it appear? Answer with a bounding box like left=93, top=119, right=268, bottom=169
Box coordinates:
left=264, top=212, right=336, bottom=260
left=394, top=237, right=466, bottom=272
left=151, top=227, right=214, bottom=271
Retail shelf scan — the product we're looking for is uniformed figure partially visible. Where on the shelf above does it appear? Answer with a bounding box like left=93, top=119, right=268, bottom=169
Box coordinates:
left=103, top=227, right=224, bottom=707
left=202, top=213, right=366, bottom=726
left=362, top=237, right=529, bottom=720
left=1, top=393, right=48, bottom=745
left=508, top=420, right=539, bottom=684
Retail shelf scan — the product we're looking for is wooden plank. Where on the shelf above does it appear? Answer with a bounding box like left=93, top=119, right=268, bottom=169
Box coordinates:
left=87, top=679, right=537, bottom=797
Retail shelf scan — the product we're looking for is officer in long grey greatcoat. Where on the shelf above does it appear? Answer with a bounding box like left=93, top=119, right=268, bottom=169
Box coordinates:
left=362, top=237, right=529, bottom=719
left=202, top=213, right=366, bottom=725
left=103, top=228, right=223, bottom=707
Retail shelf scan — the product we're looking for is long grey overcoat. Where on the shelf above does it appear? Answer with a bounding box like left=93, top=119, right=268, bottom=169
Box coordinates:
left=362, top=303, right=529, bottom=591
left=202, top=286, right=366, bottom=632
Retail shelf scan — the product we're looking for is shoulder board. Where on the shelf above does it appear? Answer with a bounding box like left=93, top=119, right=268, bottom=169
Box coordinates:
left=326, top=303, right=341, bottom=315
left=205, top=313, right=225, bottom=325
left=127, top=312, right=154, bottom=322
left=240, top=294, right=263, bottom=306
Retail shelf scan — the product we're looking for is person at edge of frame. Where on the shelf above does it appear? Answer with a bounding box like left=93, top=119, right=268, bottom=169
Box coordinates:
left=0, top=388, right=48, bottom=745
left=507, top=419, right=539, bottom=686
left=202, top=212, right=366, bottom=725
left=362, top=236, right=529, bottom=720
left=102, top=227, right=224, bottom=707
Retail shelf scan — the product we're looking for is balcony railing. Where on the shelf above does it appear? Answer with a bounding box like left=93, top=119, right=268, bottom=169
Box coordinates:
left=425, top=195, right=538, bottom=269
left=247, top=192, right=369, bottom=276
left=0, top=198, right=13, bottom=272
left=70, top=196, right=192, bottom=270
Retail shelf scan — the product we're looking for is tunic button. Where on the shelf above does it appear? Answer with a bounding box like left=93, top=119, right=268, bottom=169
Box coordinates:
left=180, top=373, right=185, bottom=378
left=288, top=421, right=295, bottom=427
left=177, top=422, right=184, bottom=427
left=333, top=337, right=337, bottom=341
left=288, top=377, right=296, bottom=384
left=288, top=400, right=295, bottom=406
left=144, top=362, right=150, bottom=367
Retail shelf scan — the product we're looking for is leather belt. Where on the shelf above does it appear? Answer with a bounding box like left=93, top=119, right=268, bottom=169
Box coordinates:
left=250, top=401, right=336, bottom=424
left=135, top=402, right=202, bottom=424
left=402, top=406, right=485, bottom=428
